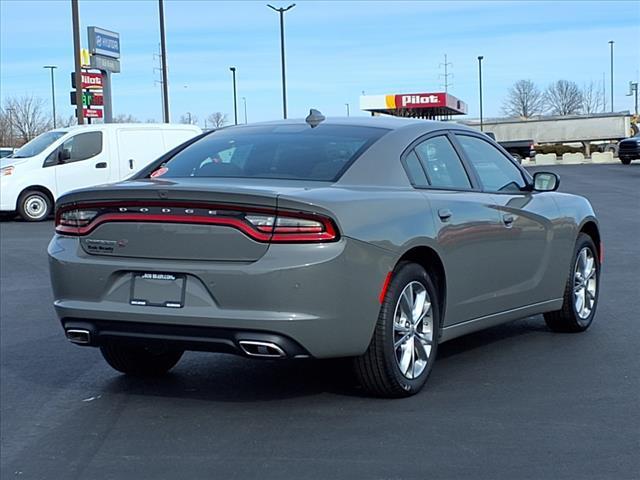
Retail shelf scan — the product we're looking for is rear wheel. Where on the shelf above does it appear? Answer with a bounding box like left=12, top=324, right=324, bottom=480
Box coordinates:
left=100, top=343, right=184, bottom=376
left=17, top=190, right=52, bottom=221
left=544, top=233, right=599, bottom=332
left=354, top=262, right=440, bottom=397
left=620, top=157, right=631, bottom=165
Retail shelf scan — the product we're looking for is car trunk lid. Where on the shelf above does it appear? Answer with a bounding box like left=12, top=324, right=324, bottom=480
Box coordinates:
left=57, top=178, right=331, bottom=262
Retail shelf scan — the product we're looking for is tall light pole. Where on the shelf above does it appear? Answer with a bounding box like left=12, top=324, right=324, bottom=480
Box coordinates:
left=71, top=0, right=84, bottom=125
left=345, top=103, right=350, bottom=117
left=242, top=96, right=248, bottom=124
left=628, top=81, right=639, bottom=116
left=229, top=67, right=238, bottom=125
left=43, top=66, right=57, bottom=128
left=267, top=3, right=295, bottom=119
left=477, top=55, right=484, bottom=132
left=159, top=0, right=171, bottom=122
left=609, top=41, right=614, bottom=112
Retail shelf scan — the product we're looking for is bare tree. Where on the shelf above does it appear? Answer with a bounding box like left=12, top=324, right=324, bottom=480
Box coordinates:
left=179, top=113, right=198, bottom=125
left=544, top=80, right=583, bottom=115
left=0, top=109, right=13, bottom=146
left=56, top=114, right=77, bottom=128
left=113, top=114, right=140, bottom=123
left=206, top=112, right=228, bottom=128
left=581, top=81, right=604, bottom=114
left=502, top=80, right=545, bottom=118
left=3, top=95, right=51, bottom=144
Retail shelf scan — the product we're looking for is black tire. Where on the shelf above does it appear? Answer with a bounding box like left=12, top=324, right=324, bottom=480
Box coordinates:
left=544, top=233, right=600, bottom=333
left=604, top=144, right=618, bottom=156
left=620, top=158, right=631, bottom=165
left=354, top=262, right=441, bottom=397
left=17, top=190, right=52, bottom=222
left=100, top=343, right=184, bottom=376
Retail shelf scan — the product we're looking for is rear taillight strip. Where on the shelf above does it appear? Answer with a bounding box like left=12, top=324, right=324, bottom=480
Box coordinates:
left=55, top=202, right=338, bottom=243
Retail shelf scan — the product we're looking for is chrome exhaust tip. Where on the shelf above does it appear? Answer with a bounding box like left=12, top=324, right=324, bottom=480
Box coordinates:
left=238, top=340, right=286, bottom=358
left=66, top=329, right=91, bottom=345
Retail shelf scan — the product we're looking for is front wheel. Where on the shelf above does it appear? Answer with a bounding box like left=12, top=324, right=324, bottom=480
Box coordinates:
left=100, top=343, right=184, bottom=376
left=354, top=262, right=440, bottom=397
left=544, top=233, right=600, bottom=332
left=17, top=190, right=52, bottom=221
left=620, top=158, right=631, bottom=165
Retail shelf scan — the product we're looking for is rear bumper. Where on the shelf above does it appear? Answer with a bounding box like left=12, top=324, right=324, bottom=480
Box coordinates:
left=61, top=319, right=311, bottom=358
left=49, top=234, right=395, bottom=358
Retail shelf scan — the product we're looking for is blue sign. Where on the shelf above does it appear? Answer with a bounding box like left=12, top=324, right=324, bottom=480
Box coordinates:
left=88, top=26, right=120, bottom=59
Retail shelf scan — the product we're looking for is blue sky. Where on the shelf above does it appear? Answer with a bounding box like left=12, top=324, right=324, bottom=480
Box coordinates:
left=1, top=0, right=639, bottom=125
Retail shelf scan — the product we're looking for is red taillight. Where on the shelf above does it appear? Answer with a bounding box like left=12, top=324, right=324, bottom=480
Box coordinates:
left=55, top=202, right=338, bottom=243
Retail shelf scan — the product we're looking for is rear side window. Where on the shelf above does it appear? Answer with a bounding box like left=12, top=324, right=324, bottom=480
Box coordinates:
left=62, top=132, right=103, bottom=162
left=403, top=151, right=429, bottom=187
left=158, top=124, right=388, bottom=182
left=414, top=135, right=471, bottom=189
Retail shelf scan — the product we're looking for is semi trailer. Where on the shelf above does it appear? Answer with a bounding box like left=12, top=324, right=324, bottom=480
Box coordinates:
left=462, top=112, right=635, bottom=163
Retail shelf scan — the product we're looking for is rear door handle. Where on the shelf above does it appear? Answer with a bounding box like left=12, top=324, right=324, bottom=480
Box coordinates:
left=95, top=162, right=107, bottom=169
left=502, top=214, right=515, bottom=227
left=438, top=208, right=453, bottom=221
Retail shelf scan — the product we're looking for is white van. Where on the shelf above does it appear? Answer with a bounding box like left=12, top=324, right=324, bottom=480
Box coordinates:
left=0, top=123, right=202, bottom=221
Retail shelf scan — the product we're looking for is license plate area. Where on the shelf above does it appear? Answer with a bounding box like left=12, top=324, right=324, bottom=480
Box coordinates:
left=130, top=273, right=186, bottom=308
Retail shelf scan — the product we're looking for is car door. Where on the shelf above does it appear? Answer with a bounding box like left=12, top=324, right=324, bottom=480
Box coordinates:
left=116, top=128, right=166, bottom=178
left=407, top=133, right=508, bottom=325
left=452, top=132, right=561, bottom=312
left=46, top=131, right=108, bottom=196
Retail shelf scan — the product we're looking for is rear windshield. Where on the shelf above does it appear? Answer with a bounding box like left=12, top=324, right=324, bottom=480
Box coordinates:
left=156, top=124, right=388, bottom=181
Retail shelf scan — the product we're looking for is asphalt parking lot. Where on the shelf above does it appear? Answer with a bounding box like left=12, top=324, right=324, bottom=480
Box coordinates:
left=1, top=164, right=639, bottom=480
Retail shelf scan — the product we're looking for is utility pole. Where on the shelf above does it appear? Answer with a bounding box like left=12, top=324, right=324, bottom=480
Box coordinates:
left=628, top=81, right=639, bottom=116
left=71, top=0, right=84, bottom=125
left=43, top=66, right=57, bottom=128
left=609, top=40, right=614, bottom=113
left=477, top=55, right=484, bottom=132
left=439, top=54, right=453, bottom=94
left=267, top=3, right=295, bottom=119
left=159, top=0, right=170, bottom=122
left=345, top=103, right=350, bottom=117
left=242, top=96, right=248, bottom=124
left=229, top=67, right=238, bottom=125
left=602, top=72, right=607, bottom=112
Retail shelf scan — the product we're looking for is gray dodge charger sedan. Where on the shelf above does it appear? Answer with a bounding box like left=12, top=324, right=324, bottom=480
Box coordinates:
left=48, top=114, right=601, bottom=397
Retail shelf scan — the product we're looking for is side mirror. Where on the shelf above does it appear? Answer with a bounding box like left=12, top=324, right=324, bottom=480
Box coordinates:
left=532, top=171, right=560, bottom=192
left=59, top=148, right=71, bottom=163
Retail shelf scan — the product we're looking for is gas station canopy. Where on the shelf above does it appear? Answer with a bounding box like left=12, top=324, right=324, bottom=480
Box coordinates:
left=360, top=92, right=468, bottom=119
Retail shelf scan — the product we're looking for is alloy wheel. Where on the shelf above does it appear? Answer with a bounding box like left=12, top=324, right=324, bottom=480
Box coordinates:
left=573, top=247, right=597, bottom=320
left=393, top=281, right=434, bottom=379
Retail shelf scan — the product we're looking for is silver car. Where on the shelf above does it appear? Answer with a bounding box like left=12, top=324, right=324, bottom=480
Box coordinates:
left=49, top=114, right=601, bottom=397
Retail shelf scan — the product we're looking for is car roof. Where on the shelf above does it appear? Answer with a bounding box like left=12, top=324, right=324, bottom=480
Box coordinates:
left=228, top=115, right=475, bottom=133
left=50, top=123, right=202, bottom=134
